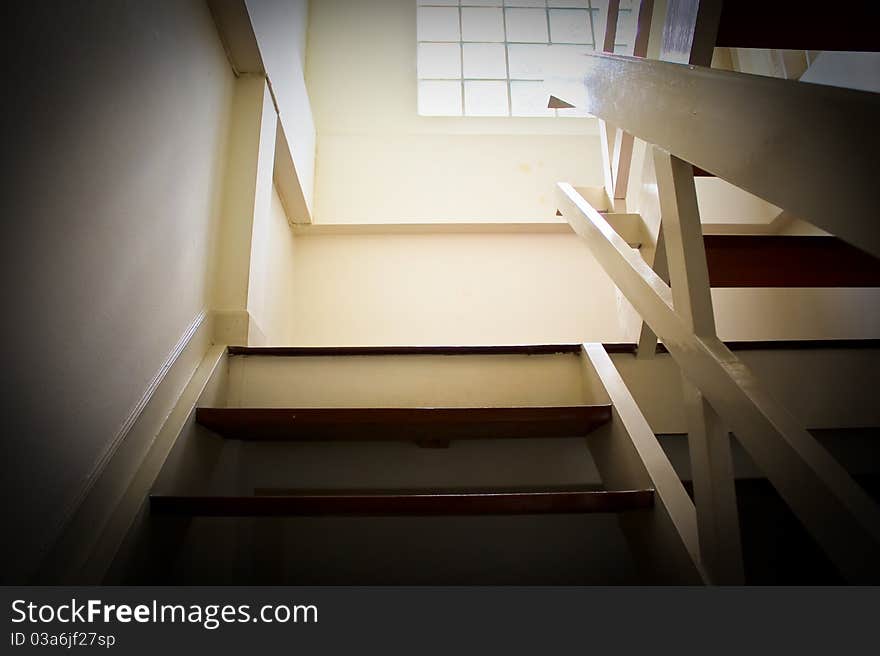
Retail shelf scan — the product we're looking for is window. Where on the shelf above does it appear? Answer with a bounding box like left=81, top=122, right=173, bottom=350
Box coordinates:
left=416, top=1, right=636, bottom=117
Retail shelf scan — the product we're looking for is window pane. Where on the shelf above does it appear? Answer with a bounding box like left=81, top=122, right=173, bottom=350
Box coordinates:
left=416, top=1, right=592, bottom=118
left=549, top=9, right=592, bottom=44
left=463, top=43, right=508, bottom=78
left=418, top=80, right=463, bottom=115
left=546, top=43, right=592, bottom=77
left=510, top=80, right=554, bottom=116
left=417, top=6, right=461, bottom=41
left=418, top=43, right=462, bottom=78
left=505, top=8, right=549, bottom=42
left=508, top=43, right=549, bottom=79
left=510, top=43, right=592, bottom=82
left=464, top=80, right=509, bottom=116
left=461, top=7, right=505, bottom=42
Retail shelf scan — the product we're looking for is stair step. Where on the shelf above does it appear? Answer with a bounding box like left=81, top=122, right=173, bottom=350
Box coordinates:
left=704, top=235, right=880, bottom=288
left=229, top=341, right=880, bottom=357
left=715, top=1, right=879, bottom=51
left=150, top=488, right=654, bottom=517
left=228, top=344, right=583, bottom=356
left=196, top=406, right=612, bottom=441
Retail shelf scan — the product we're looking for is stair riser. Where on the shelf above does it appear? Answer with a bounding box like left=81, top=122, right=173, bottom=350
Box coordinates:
left=150, top=515, right=641, bottom=585
left=155, top=437, right=607, bottom=497
left=227, top=353, right=610, bottom=408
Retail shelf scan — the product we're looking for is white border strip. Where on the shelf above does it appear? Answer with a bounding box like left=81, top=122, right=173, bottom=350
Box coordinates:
left=36, top=311, right=215, bottom=582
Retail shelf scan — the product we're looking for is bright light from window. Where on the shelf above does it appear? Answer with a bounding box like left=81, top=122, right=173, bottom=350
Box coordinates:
left=416, top=1, right=635, bottom=117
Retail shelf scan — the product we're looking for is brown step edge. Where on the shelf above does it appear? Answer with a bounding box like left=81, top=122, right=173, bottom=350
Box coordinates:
left=227, top=344, right=583, bottom=356
left=149, top=489, right=654, bottom=517
left=195, top=406, right=613, bottom=441
left=703, top=235, right=880, bottom=288
left=715, top=0, right=880, bottom=51
left=228, top=340, right=880, bottom=357
left=603, top=339, right=880, bottom=355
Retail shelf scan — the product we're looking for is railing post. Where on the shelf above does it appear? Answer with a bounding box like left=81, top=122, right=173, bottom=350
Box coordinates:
left=557, top=181, right=880, bottom=582
left=637, top=224, right=668, bottom=359
left=597, top=0, right=622, bottom=208
left=582, top=344, right=707, bottom=584
left=600, top=0, right=658, bottom=206
left=660, top=0, right=723, bottom=65
left=652, top=147, right=745, bottom=584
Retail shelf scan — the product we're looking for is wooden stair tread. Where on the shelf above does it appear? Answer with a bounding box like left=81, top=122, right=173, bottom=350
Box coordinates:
left=150, top=488, right=654, bottom=516
left=196, top=406, right=613, bottom=441
left=703, top=235, right=880, bottom=288
left=227, top=340, right=880, bottom=358
left=227, top=344, right=583, bottom=356
left=715, top=1, right=880, bottom=51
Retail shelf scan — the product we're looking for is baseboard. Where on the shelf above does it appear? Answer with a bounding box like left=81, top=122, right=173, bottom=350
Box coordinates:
left=35, top=310, right=222, bottom=583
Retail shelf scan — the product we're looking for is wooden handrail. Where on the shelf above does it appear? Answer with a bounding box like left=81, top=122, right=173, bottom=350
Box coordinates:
left=580, top=52, right=880, bottom=258
left=557, top=182, right=880, bottom=582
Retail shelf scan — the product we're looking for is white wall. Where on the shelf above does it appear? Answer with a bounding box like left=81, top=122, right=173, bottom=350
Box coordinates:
left=0, top=0, right=234, bottom=582
left=306, top=0, right=604, bottom=222
left=248, top=187, right=299, bottom=344
left=285, top=231, right=641, bottom=345
left=272, top=229, right=880, bottom=346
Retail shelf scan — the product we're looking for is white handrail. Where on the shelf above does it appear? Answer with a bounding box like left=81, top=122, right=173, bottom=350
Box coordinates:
left=558, top=182, right=880, bottom=582
left=580, top=52, right=880, bottom=257
left=582, top=343, right=707, bottom=584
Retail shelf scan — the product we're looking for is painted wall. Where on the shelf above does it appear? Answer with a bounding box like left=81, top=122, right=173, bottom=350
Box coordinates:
left=0, top=0, right=234, bottom=581
left=248, top=187, right=299, bottom=344
left=272, top=230, right=880, bottom=346
left=285, top=231, right=641, bottom=344
left=305, top=0, right=604, bottom=222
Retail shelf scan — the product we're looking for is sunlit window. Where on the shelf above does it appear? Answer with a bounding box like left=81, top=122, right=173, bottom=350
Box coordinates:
left=416, top=1, right=635, bottom=117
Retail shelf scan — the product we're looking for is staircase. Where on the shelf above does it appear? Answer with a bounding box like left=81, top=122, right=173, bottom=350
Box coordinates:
left=101, top=0, right=880, bottom=588
left=131, top=344, right=701, bottom=585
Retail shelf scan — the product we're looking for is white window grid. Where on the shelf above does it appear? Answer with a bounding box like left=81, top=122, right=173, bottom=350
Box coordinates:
left=416, top=0, right=635, bottom=117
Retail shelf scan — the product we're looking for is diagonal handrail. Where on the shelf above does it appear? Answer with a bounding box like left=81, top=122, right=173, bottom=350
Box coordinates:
left=580, top=52, right=880, bottom=258
left=557, top=181, right=880, bottom=582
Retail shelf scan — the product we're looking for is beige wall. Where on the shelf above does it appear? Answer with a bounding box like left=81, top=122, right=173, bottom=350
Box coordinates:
left=285, top=231, right=641, bottom=344
left=0, top=0, right=234, bottom=581
left=273, top=230, right=880, bottom=346
left=248, top=187, right=299, bottom=344
left=305, top=0, right=604, bottom=222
